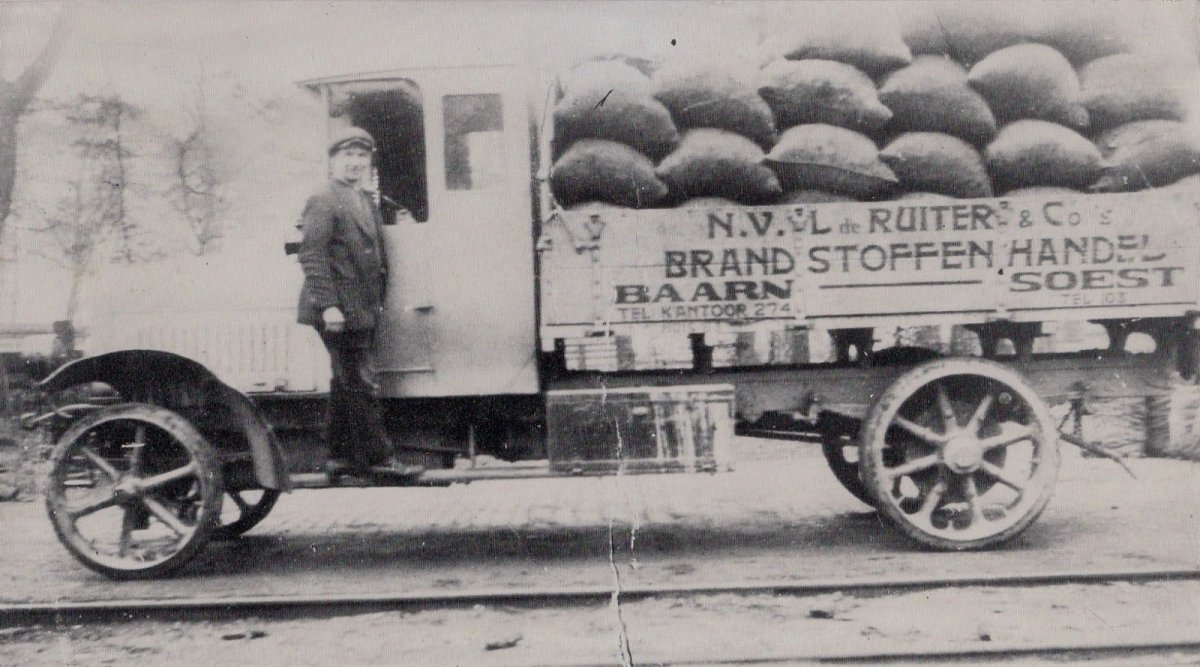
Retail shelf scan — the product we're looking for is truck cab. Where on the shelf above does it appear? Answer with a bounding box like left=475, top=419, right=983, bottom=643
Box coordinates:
left=299, top=66, right=540, bottom=399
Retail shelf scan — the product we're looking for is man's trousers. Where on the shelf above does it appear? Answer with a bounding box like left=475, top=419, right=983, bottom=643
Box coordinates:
left=320, top=329, right=390, bottom=470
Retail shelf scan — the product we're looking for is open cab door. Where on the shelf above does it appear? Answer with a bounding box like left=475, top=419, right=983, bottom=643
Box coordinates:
left=300, top=66, right=538, bottom=398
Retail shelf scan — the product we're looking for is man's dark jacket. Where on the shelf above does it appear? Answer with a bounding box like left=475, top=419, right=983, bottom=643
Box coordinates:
left=297, top=181, right=388, bottom=331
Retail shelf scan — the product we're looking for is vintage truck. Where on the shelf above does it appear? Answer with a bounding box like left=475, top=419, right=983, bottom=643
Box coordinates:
left=28, top=53, right=1200, bottom=578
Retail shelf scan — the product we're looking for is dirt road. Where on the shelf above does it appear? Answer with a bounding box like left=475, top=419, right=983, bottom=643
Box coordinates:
left=1, top=441, right=1197, bottom=664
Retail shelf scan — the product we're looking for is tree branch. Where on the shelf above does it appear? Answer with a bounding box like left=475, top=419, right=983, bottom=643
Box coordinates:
left=11, top=7, right=74, bottom=112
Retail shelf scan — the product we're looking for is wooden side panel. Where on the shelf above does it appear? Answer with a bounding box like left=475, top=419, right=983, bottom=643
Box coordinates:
left=538, top=192, right=1200, bottom=344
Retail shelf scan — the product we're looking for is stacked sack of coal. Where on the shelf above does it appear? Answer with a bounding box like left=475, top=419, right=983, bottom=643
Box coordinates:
left=756, top=6, right=907, bottom=201
left=550, top=51, right=789, bottom=209
left=895, top=1, right=1200, bottom=197
left=549, top=58, right=678, bottom=209
left=550, top=3, right=1200, bottom=210
left=650, top=56, right=784, bottom=205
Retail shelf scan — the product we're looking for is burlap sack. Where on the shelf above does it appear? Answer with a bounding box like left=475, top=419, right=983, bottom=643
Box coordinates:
left=554, top=61, right=680, bottom=158
left=676, top=197, right=741, bottom=208
left=564, top=201, right=627, bottom=212
left=968, top=44, right=1090, bottom=130
left=880, top=132, right=993, bottom=198
left=1003, top=186, right=1086, bottom=198
left=1032, top=5, right=1133, bottom=64
left=560, top=59, right=653, bottom=99
left=779, top=189, right=857, bottom=204
left=900, top=1, right=1037, bottom=65
left=879, top=56, right=998, bottom=144
left=1080, top=54, right=1188, bottom=132
left=1146, top=381, right=1200, bottom=461
left=651, top=59, right=778, bottom=149
left=985, top=120, right=1103, bottom=192
left=565, top=52, right=658, bottom=79
left=551, top=139, right=669, bottom=208
left=1090, top=120, right=1200, bottom=192
left=1051, top=398, right=1148, bottom=459
left=897, top=2, right=954, bottom=56
left=654, top=129, right=783, bottom=203
left=764, top=124, right=898, bottom=198
left=895, top=191, right=955, bottom=201
left=758, top=59, right=892, bottom=132
left=1162, top=173, right=1200, bottom=196
left=761, top=10, right=912, bottom=75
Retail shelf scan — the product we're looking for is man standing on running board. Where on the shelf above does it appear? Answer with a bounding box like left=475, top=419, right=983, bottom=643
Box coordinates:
left=296, top=126, right=421, bottom=483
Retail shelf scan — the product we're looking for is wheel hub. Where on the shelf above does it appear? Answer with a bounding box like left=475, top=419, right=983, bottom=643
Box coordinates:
left=112, top=477, right=140, bottom=501
left=942, top=434, right=983, bottom=473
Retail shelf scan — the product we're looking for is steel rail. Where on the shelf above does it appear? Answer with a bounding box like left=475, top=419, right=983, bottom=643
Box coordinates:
left=2, top=565, right=1198, bottom=627
left=543, top=637, right=1200, bottom=666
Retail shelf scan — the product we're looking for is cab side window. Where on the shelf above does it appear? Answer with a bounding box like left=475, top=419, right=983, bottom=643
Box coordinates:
left=443, top=94, right=504, bottom=191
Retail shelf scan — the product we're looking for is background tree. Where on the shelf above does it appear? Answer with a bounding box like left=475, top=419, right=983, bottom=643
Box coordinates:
left=165, top=67, right=246, bottom=256
left=0, top=4, right=72, bottom=245
left=30, top=93, right=145, bottom=320
left=166, top=106, right=226, bottom=255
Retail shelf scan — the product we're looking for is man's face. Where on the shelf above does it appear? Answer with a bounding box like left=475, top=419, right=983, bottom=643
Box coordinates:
left=330, top=145, right=372, bottom=185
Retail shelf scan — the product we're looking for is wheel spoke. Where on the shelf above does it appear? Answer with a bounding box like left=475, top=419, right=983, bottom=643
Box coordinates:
left=118, top=508, right=135, bottom=557
left=229, top=492, right=250, bottom=514
left=915, top=478, right=947, bottom=522
left=964, top=475, right=988, bottom=526
left=966, top=394, right=995, bottom=435
left=67, top=493, right=123, bottom=519
left=137, top=462, right=198, bottom=492
left=78, top=446, right=120, bottom=481
left=894, top=416, right=946, bottom=445
left=884, top=454, right=940, bottom=480
left=979, top=461, right=1026, bottom=493
left=142, top=497, right=191, bottom=537
left=980, top=423, right=1034, bottom=450
left=128, top=425, right=146, bottom=476
left=936, top=383, right=957, bottom=432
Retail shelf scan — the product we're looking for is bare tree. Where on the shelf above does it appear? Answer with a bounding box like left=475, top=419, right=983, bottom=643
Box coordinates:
left=166, top=71, right=228, bottom=256
left=31, top=93, right=143, bottom=320
left=0, top=4, right=73, bottom=245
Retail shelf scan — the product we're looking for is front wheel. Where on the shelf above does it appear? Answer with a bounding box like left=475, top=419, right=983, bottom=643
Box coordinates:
left=45, top=403, right=223, bottom=579
left=859, top=359, right=1059, bottom=550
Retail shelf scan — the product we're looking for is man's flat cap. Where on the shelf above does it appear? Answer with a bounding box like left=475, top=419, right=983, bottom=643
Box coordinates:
left=329, top=126, right=376, bottom=155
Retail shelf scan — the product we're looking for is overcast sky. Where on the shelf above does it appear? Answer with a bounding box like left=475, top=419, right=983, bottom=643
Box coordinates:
left=37, top=2, right=763, bottom=107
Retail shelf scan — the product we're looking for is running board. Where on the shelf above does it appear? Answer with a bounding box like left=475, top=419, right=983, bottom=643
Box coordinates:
left=288, top=460, right=724, bottom=489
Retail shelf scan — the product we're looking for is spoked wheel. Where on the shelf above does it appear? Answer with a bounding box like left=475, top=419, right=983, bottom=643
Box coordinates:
left=214, top=488, right=280, bottom=540
left=45, top=403, right=223, bottom=579
left=820, top=430, right=875, bottom=506
left=859, top=359, right=1059, bottom=550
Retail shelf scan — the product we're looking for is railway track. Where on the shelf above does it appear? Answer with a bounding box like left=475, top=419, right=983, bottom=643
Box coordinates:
left=3, top=566, right=1197, bottom=664
left=3, top=565, right=1198, bottom=627
left=548, top=638, right=1200, bottom=665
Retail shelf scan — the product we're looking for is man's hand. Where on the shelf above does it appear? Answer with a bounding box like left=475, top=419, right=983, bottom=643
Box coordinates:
left=322, top=306, right=346, bottom=334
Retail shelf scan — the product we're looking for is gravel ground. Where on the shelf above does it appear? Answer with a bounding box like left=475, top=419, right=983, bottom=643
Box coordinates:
left=1, top=441, right=1196, bottom=604
left=2, top=582, right=1198, bottom=665
left=1, top=439, right=1197, bottom=664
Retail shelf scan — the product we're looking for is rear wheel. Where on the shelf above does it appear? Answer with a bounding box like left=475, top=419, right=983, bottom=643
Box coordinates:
left=820, top=429, right=874, bottom=506
left=859, top=359, right=1059, bottom=550
left=214, top=489, right=280, bottom=539
left=45, top=403, right=222, bottom=579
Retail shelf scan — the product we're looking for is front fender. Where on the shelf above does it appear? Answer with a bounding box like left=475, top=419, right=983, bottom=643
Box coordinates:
left=39, top=350, right=289, bottom=491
